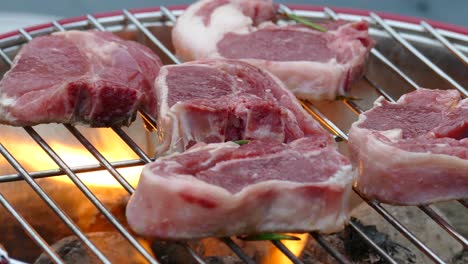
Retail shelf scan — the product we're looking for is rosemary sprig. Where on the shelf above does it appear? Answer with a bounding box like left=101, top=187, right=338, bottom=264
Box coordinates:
left=285, top=13, right=327, bottom=32
left=233, top=140, right=250, bottom=145
left=239, top=233, right=301, bottom=241
left=336, top=95, right=362, bottom=101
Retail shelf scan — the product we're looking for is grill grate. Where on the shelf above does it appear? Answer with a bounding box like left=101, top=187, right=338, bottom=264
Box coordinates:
left=0, top=4, right=466, bottom=264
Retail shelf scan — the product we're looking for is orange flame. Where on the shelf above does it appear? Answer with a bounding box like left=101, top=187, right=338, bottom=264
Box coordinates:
left=46, top=143, right=142, bottom=188
left=7, top=127, right=143, bottom=188
left=2, top=125, right=309, bottom=261
left=263, top=233, right=309, bottom=264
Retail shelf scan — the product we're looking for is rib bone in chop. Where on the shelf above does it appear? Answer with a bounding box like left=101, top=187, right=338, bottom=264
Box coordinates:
left=155, top=59, right=331, bottom=155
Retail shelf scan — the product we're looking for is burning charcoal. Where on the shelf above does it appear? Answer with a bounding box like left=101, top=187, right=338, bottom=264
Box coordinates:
left=204, top=256, right=243, bottom=264
left=301, top=203, right=464, bottom=264
left=151, top=241, right=200, bottom=264
left=151, top=239, right=256, bottom=264
left=435, top=201, right=468, bottom=238
left=351, top=203, right=464, bottom=263
left=452, top=250, right=468, bottom=264
left=34, top=236, right=93, bottom=264
left=199, top=237, right=268, bottom=260
left=343, top=218, right=416, bottom=263
left=34, top=232, right=152, bottom=264
left=151, top=237, right=270, bottom=264
left=302, top=233, right=347, bottom=264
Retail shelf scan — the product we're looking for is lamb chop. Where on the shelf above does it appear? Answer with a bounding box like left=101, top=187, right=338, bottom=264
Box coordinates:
left=0, top=30, right=162, bottom=127
left=172, top=0, right=374, bottom=100
left=349, top=88, right=467, bottom=205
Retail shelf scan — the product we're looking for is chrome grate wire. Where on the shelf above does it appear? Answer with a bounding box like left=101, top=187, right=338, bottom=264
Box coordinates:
left=0, top=4, right=466, bottom=264
left=0, top=193, right=64, bottom=264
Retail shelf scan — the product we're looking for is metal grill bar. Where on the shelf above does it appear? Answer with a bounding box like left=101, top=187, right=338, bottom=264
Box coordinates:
left=220, top=238, right=256, bottom=264
left=87, top=14, right=106, bottom=31
left=57, top=16, right=160, bottom=132
left=138, top=109, right=159, bottom=131
left=24, top=126, right=158, bottom=264
left=0, top=193, right=64, bottom=264
left=308, top=73, right=460, bottom=263
left=182, top=242, right=209, bottom=264
left=370, top=13, right=467, bottom=96
left=13, top=27, right=159, bottom=263
left=309, top=232, right=352, bottom=264
left=418, top=205, right=468, bottom=248
left=330, top=96, right=463, bottom=263
left=343, top=99, right=468, bottom=248
left=0, top=159, right=144, bottom=183
left=0, top=43, right=115, bottom=264
left=302, top=103, right=403, bottom=263
left=343, top=97, right=468, bottom=249
left=52, top=21, right=65, bottom=31
left=124, top=9, right=301, bottom=263
left=0, top=5, right=465, bottom=264
left=52, top=18, right=150, bottom=190
left=299, top=101, right=347, bottom=141
left=65, top=125, right=135, bottom=194
left=0, top=143, right=110, bottom=264
left=270, top=240, right=304, bottom=264
left=0, top=49, right=12, bottom=65
left=305, top=75, right=444, bottom=263
left=323, top=7, right=410, bottom=106
left=367, top=200, right=446, bottom=264
left=308, top=232, right=351, bottom=264
left=80, top=14, right=208, bottom=264
left=347, top=221, right=398, bottom=264
left=325, top=4, right=467, bottom=254
left=363, top=76, right=396, bottom=103
left=160, top=6, right=178, bottom=23
left=150, top=7, right=398, bottom=263
left=420, top=21, right=468, bottom=65
left=300, top=5, right=420, bottom=90
left=310, top=86, right=447, bottom=263
left=111, top=127, right=153, bottom=163
left=321, top=7, right=421, bottom=90
left=123, top=9, right=181, bottom=64
left=46, top=21, right=136, bottom=195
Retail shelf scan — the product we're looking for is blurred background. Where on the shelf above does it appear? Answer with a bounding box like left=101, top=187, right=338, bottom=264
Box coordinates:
left=0, top=0, right=467, bottom=33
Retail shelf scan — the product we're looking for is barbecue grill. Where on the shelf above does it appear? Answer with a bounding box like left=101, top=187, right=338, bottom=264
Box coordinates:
left=0, top=4, right=467, bottom=264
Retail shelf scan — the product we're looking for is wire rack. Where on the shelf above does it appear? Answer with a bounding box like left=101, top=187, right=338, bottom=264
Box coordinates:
left=0, top=4, right=466, bottom=264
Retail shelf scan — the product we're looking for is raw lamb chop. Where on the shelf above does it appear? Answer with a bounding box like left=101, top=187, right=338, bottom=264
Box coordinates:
left=155, top=59, right=331, bottom=155
left=348, top=88, right=467, bottom=205
left=126, top=138, right=354, bottom=239
left=0, top=30, right=162, bottom=127
left=172, top=0, right=374, bottom=100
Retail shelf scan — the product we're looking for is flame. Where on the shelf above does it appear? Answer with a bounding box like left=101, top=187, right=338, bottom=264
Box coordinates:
left=9, top=127, right=143, bottom=188
left=45, top=143, right=141, bottom=188
left=263, top=233, right=309, bottom=264
left=4, top=125, right=309, bottom=261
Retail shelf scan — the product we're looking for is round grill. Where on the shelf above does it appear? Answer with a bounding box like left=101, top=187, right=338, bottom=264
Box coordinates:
left=0, top=4, right=466, bottom=264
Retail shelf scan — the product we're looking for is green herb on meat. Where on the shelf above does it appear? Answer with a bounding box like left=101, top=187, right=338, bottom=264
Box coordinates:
left=233, top=140, right=250, bottom=145
left=285, top=13, right=328, bottom=32
left=239, top=233, right=301, bottom=241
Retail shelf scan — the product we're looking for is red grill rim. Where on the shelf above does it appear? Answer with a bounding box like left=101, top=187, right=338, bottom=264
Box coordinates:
left=0, top=4, right=467, bottom=41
